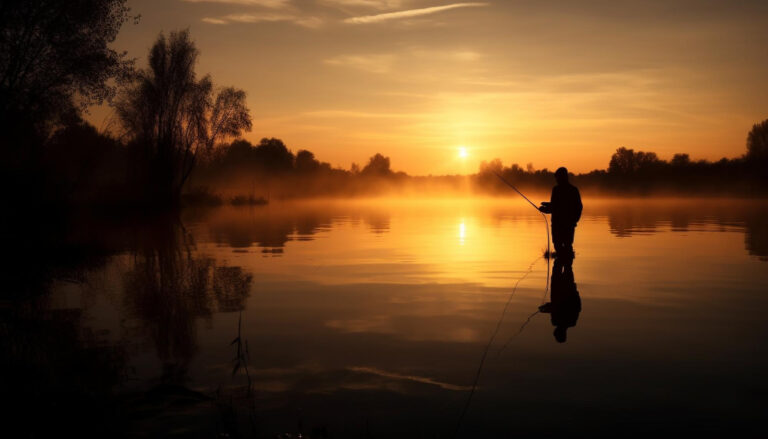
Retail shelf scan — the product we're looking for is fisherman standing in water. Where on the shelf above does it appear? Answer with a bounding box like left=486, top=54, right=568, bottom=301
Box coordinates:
left=539, top=167, right=582, bottom=257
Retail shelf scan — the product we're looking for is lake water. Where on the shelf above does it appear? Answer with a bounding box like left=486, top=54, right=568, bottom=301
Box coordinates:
left=7, top=198, right=768, bottom=437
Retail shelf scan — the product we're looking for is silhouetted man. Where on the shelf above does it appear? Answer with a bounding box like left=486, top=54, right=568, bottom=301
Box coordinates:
left=539, top=167, right=582, bottom=257
left=538, top=255, right=581, bottom=343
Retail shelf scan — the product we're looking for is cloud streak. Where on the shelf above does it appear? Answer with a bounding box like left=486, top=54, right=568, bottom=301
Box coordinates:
left=182, top=0, right=291, bottom=7
left=320, top=0, right=404, bottom=10
left=202, top=13, right=322, bottom=27
left=344, top=2, right=488, bottom=24
left=324, top=54, right=396, bottom=73
left=202, top=17, right=229, bottom=24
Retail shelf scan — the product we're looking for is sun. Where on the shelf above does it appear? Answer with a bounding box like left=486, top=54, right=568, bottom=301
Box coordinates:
left=458, top=146, right=469, bottom=159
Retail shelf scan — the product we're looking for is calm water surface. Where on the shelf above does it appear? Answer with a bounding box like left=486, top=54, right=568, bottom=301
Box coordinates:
left=16, top=198, right=768, bottom=437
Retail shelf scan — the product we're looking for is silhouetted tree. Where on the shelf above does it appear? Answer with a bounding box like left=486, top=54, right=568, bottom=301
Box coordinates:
left=0, top=0, right=133, bottom=144
left=746, top=119, right=768, bottom=166
left=254, top=137, right=294, bottom=172
left=608, top=147, right=636, bottom=174
left=671, top=153, right=691, bottom=167
left=0, top=0, right=134, bottom=207
left=222, top=139, right=257, bottom=166
left=479, top=158, right=503, bottom=175
left=116, top=30, right=252, bottom=205
left=295, top=149, right=320, bottom=173
left=45, top=116, right=126, bottom=203
left=608, top=147, right=661, bottom=175
left=361, top=153, right=392, bottom=176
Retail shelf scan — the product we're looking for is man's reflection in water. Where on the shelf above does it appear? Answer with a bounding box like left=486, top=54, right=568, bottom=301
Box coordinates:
left=538, top=255, right=581, bottom=343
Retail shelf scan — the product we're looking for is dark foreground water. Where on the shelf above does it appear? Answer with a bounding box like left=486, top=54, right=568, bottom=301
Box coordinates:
left=3, top=198, right=767, bottom=438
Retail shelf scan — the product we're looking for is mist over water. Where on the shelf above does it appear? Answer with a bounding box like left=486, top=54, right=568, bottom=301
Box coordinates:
left=6, top=198, right=768, bottom=437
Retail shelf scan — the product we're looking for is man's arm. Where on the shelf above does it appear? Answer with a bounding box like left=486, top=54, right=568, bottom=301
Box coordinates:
left=574, top=187, right=582, bottom=224
left=539, top=188, right=556, bottom=213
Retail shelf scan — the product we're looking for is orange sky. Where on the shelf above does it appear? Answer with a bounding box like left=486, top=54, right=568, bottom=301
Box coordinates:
left=90, top=0, right=768, bottom=175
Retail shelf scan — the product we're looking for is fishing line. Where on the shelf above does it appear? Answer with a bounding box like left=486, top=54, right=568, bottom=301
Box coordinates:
left=453, top=256, right=541, bottom=437
left=495, top=309, right=540, bottom=358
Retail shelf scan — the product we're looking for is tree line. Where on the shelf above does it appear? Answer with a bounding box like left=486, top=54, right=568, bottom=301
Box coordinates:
left=476, top=124, right=768, bottom=196
left=191, top=125, right=768, bottom=200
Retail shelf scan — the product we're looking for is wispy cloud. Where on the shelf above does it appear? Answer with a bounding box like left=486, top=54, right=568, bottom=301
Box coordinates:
left=320, top=0, right=404, bottom=10
left=324, top=48, right=482, bottom=75
left=201, top=17, right=229, bottom=24
left=201, top=13, right=322, bottom=27
left=324, top=54, right=396, bottom=73
left=182, top=0, right=291, bottom=7
left=408, top=47, right=483, bottom=61
left=344, top=2, right=487, bottom=24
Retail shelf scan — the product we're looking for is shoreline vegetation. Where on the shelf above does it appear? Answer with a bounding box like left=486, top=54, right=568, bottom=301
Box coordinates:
left=13, top=119, right=768, bottom=213
left=181, top=134, right=768, bottom=204
left=28, top=126, right=768, bottom=212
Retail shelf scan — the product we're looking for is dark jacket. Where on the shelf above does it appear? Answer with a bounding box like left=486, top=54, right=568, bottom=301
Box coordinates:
left=549, top=183, right=582, bottom=227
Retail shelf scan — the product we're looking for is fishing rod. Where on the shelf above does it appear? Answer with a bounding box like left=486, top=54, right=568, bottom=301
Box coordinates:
left=491, top=170, right=539, bottom=211
left=491, top=170, right=551, bottom=262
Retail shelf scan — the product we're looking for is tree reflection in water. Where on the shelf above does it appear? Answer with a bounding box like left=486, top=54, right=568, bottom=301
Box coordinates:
left=1, top=209, right=264, bottom=436
left=601, top=200, right=768, bottom=260
left=124, top=216, right=252, bottom=384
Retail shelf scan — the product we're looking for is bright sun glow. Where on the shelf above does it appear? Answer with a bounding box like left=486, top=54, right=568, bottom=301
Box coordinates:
left=458, top=146, right=469, bottom=159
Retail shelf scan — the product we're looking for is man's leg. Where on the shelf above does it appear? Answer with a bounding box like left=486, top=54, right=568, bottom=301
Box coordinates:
left=564, top=225, right=575, bottom=256
left=551, top=225, right=564, bottom=255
